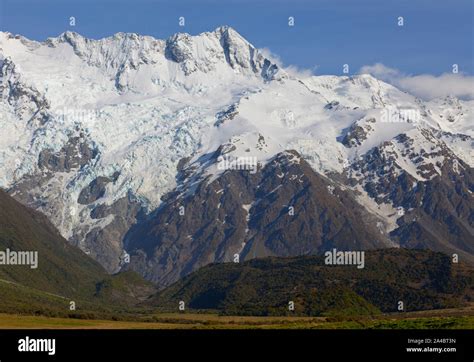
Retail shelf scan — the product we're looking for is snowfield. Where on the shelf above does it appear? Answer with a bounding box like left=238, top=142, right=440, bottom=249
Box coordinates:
left=0, top=26, right=472, bottom=265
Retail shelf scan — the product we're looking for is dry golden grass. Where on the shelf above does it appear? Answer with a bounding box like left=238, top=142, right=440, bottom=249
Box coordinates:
left=0, top=309, right=473, bottom=329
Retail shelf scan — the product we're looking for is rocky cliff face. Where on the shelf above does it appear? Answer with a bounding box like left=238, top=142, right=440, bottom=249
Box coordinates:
left=348, top=128, right=474, bottom=264
left=124, top=150, right=392, bottom=287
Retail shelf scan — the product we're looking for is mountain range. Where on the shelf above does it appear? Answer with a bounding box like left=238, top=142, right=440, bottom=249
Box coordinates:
left=0, top=26, right=472, bottom=288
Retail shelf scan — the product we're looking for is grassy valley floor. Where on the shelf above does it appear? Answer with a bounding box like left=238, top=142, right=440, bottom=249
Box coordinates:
left=0, top=306, right=473, bottom=329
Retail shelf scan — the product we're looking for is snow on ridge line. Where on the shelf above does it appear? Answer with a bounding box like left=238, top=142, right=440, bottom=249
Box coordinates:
left=1, top=25, right=243, bottom=46
left=0, top=25, right=282, bottom=83
left=0, top=26, right=473, bottom=251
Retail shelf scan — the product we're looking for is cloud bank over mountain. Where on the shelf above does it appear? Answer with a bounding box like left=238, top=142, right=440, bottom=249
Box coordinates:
left=360, top=63, right=474, bottom=100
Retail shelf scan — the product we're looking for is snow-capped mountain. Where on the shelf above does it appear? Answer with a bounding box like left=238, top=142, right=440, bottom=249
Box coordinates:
left=0, top=26, right=472, bottom=283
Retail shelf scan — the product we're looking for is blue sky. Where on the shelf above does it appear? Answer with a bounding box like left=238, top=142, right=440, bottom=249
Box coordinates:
left=0, top=0, right=473, bottom=76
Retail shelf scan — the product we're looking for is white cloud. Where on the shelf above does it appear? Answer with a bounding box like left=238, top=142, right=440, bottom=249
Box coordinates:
left=397, top=74, right=474, bottom=100
left=259, top=47, right=315, bottom=78
left=359, top=63, right=474, bottom=100
left=359, top=63, right=402, bottom=80
left=259, top=47, right=284, bottom=67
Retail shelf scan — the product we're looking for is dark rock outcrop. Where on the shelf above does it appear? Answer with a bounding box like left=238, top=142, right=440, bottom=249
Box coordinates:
left=124, top=150, right=392, bottom=288
left=38, top=135, right=98, bottom=172
left=77, top=172, right=120, bottom=205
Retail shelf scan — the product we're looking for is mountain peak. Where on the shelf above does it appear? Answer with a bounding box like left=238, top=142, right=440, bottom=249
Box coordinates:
left=214, top=25, right=234, bottom=32
left=54, top=30, right=86, bottom=45
left=56, top=30, right=143, bottom=43
left=214, top=25, right=245, bottom=40
left=162, top=25, right=280, bottom=79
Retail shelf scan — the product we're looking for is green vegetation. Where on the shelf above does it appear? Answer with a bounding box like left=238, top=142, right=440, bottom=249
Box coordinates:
left=0, top=276, right=157, bottom=321
left=0, top=190, right=105, bottom=299
left=0, top=312, right=472, bottom=330
left=0, top=190, right=155, bottom=319
left=151, top=249, right=474, bottom=316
